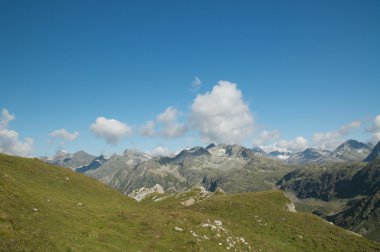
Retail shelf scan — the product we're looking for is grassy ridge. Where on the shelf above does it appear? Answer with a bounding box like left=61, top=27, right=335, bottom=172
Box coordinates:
left=0, top=154, right=379, bottom=251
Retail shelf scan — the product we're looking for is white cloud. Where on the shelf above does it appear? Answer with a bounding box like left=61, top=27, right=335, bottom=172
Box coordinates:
left=339, top=120, right=361, bottom=135
left=374, top=132, right=380, bottom=141
left=139, top=121, right=155, bottom=137
left=259, top=136, right=308, bottom=153
left=366, top=115, right=380, bottom=142
left=90, top=117, right=132, bottom=144
left=151, top=146, right=172, bottom=156
left=376, top=115, right=380, bottom=128
left=140, top=107, right=187, bottom=139
left=190, top=80, right=254, bottom=144
left=160, top=122, right=187, bottom=138
left=0, top=109, right=33, bottom=157
left=157, top=107, right=178, bottom=124
left=50, top=128, right=79, bottom=143
left=277, top=136, right=308, bottom=152
left=258, top=143, right=279, bottom=153
left=191, top=76, right=202, bottom=91
left=252, top=130, right=280, bottom=146
left=313, top=120, right=362, bottom=149
left=0, top=108, right=15, bottom=127
left=156, top=107, right=187, bottom=138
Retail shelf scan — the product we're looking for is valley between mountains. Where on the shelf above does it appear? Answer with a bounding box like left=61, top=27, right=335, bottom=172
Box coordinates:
left=0, top=139, right=379, bottom=251
left=37, top=139, right=380, bottom=245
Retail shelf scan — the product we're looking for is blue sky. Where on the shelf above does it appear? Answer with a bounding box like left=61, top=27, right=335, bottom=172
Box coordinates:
left=0, top=0, right=379, bottom=157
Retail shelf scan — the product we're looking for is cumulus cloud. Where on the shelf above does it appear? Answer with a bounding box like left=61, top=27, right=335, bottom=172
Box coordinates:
left=156, top=107, right=187, bottom=138
left=258, top=136, right=308, bottom=153
left=374, top=132, right=380, bottom=142
left=375, top=115, right=380, bottom=129
left=366, top=115, right=380, bottom=142
left=151, top=146, right=172, bottom=156
left=191, top=76, right=202, bottom=91
left=50, top=128, right=79, bottom=144
left=0, top=109, right=15, bottom=127
left=157, top=107, right=178, bottom=124
left=190, top=80, right=254, bottom=144
left=160, top=122, right=187, bottom=138
left=90, top=117, right=132, bottom=144
left=0, top=109, right=33, bottom=157
left=313, top=120, right=362, bottom=149
left=340, top=120, right=362, bottom=135
left=252, top=130, right=280, bottom=146
left=277, top=136, right=308, bottom=152
left=139, top=121, right=155, bottom=137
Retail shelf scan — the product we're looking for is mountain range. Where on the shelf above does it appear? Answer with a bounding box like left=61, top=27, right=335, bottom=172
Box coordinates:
left=44, top=139, right=375, bottom=173
left=41, top=150, right=97, bottom=170
left=85, top=144, right=295, bottom=194
left=269, top=139, right=372, bottom=164
left=40, top=139, right=380, bottom=241
left=41, top=140, right=378, bottom=198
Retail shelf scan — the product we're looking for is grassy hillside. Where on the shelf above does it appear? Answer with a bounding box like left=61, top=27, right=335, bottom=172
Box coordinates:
left=1, top=154, right=379, bottom=251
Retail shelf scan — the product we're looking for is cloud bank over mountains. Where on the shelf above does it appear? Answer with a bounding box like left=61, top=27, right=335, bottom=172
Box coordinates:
left=90, top=117, right=132, bottom=144
left=1, top=80, right=378, bottom=156
left=139, top=121, right=155, bottom=137
left=366, top=115, right=380, bottom=142
left=312, top=121, right=362, bottom=150
left=156, top=107, right=188, bottom=138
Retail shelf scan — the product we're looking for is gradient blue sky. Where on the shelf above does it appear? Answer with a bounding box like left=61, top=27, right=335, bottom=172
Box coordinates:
left=1, top=0, right=379, bottom=157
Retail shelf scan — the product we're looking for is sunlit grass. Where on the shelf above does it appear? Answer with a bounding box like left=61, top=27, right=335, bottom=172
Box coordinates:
left=1, top=154, right=379, bottom=251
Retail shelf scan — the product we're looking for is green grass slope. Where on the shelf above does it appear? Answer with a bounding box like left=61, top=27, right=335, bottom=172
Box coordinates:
left=0, top=154, right=379, bottom=251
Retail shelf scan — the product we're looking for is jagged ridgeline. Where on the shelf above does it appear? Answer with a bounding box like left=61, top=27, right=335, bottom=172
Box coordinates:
left=1, top=154, right=380, bottom=251
left=45, top=140, right=376, bottom=198
left=84, top=144, right=296, bottom=194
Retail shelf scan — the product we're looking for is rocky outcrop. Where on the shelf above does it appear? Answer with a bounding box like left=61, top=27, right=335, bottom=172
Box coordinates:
left=128, top=184, right=164, bottom=202
left=285, top=202, right=296, bottom=212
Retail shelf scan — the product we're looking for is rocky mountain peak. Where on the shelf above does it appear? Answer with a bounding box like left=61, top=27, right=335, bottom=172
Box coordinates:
left=205, top=143, right=216, bottom=150
left=285, top=148, right=330, bottom=164
left=364, top=141, right=380, bottom=162
left=74, top=150, right=91, bottom=156
left=340, top=139, right=369, bottom=150
left=206, top=144, right=255, bottom=159
left=172, top=146, right=210, bottom=162
left=252, top=146, right=266, bottom=156
left=330, top=139, right=371, bottom=162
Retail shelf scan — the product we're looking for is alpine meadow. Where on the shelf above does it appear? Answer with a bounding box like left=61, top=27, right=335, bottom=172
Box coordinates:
left=1, top=1, right=379, bottom=251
